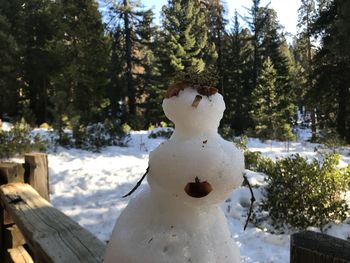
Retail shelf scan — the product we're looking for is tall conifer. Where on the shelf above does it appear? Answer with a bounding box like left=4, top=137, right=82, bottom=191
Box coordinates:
left=160, top=0, right=217, bottom=83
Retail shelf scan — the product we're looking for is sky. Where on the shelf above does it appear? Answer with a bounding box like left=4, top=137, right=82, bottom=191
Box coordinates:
left=142, top=0, right=301, bottom=37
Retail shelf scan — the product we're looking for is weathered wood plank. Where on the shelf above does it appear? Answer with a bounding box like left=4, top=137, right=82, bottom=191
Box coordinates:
left=291, top=231, right=350, bottom=263
left=7, top=246, right=34, bottom=263
left=24, top=153, right=50, bottom=201
left=4, top=225, right=26, bottom=248
left=0, top=183, right=106, bottom=263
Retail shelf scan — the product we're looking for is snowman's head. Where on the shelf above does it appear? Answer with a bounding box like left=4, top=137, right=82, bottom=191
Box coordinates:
left=162, top=82, right=225, bottom=135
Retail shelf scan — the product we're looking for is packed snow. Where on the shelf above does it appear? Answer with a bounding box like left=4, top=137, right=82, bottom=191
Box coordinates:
left=105, top=88, right=244, bottom=262
left=2, top=123, right=350, bottom=262
left=0, top=121, right=13, bottom=132
left=44, top=130, right=349, bottom=263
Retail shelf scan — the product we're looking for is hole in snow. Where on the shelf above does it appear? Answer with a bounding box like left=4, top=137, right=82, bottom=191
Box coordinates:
left=184, top=177, right=213, bottom=198
left=239, top=197, right=251, bottom=208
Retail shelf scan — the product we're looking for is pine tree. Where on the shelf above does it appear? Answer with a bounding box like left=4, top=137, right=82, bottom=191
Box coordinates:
left=243, top=1, right=297, bottom=133
left=297, top=0, right=317, bottom=140
left=0, top=13, right=20, bottom=118
left=251, top=57, right=294, bottom=141
left=311, top=0, right=350, bottom=142
left=259, top=8, right=296, bottom=124
left=243, top=0, right=269, bottom=93
left=136, top=10, right=165, bottom=126
left=160, top=0, right=217, bottom=83
left=107, top=0, right=155, bottom=121
left=222, top=12, right=254, bottom=134
left=201, top=0, right=226, bottom=92
left=17, top=0, right=56, bottom=124
left=108, top=26, right=126, bottom=119
left=50, top=0, right=109, bottom=126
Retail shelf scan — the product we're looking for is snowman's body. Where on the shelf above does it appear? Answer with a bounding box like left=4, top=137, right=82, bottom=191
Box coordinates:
left=104, top=86, right=244, bottom=263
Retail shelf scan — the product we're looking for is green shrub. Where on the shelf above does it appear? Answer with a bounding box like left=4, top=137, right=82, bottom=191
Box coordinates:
left=233, top=135, right=248, bottom=150
left=218, top=125, right=235, bottom=141
left=244, top=150, right=275, bottom=174
left=70, top=120, right=129, bottom=152
left=126, top=115, right=146, bottom=130
left=261, top=153, right=350, bottom=229
left=0, top=121, right=48, bottom=158
left=148, top=127, right=174, bottom=139
left=317, top=128, right=347, bottom=149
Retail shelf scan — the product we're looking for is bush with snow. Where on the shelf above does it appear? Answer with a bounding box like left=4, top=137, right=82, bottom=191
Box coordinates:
left=52, top=119, right=130, bottom=152
left=0, top=121, right=48, bottom=158
left=258, top=153, right=350, bottom=230
left=148, top=127, right=174, bottom=139
left=244, top=150, right=275, bottom=174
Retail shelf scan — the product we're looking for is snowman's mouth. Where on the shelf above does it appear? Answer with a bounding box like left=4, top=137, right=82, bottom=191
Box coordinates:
left=184, top=177, right=213, bottom=198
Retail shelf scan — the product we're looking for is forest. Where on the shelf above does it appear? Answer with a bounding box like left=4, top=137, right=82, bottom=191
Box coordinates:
left=0, top=0, right=349, bottom=145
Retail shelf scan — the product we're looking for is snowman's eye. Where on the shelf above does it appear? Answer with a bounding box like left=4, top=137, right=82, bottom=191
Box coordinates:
left=192, top=95, right=202, bottom=108
left=165, top=81, right=188, bottom=98
left=184, top=177, right=213, bottom=198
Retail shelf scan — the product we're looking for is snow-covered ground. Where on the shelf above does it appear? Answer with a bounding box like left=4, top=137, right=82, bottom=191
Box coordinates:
left=43, top=129, right=350, bottom=263
left=2, top=125, right=350, bottom=262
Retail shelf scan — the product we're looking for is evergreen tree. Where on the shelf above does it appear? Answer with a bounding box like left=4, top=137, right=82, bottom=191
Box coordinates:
left=50, top=0, right=109, bottom=126
left=136, top=11, right=165, bottom=126
left=259, top=8, right=296, bottom=124
left=17, top=0, right=56, bottom=124
left=201, top=0, right=226, bottom=92
left=222, top=12, right=254, bottom=134
left=297, top=0, right=317, bottom=140
left=251, top=57, right=294, bottom=141
left=108, top=26, right=126, bottom=120
left=107, top=0, right=155, bottom=121
left=160, top=0, right=217, bottom=83
left=243, top=1, right=297, bottom=133
left=311, top=0, right=350, bottom=142
left=243, top=0, right=268, bottom=93
left=0, top=13, right=20, bottom=118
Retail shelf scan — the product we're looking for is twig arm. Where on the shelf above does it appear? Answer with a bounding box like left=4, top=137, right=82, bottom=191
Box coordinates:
left=122, top=167, right=149, bottom=198
left=243, top=174, right=256, bottom=230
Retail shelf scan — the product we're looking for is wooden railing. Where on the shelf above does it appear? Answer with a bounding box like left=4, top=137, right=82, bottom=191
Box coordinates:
left=0, top=153, right=106, bottom=263
left=290, top=230, right=350, bottom=263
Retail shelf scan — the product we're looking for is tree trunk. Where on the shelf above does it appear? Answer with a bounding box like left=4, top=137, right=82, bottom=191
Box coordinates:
left=124, top=0, right=136, bottom=115
left=109, top=31, right=120, bottom=118
left=336, top=64, right=349, bottom=142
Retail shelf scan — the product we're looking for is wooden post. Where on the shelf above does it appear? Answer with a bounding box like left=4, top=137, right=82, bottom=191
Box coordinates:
left=0, top=163, right=25, bottom=185
left=3, top=225, right=27, bottom=263
left=4, top=225, right=26, bottom=248
left=24, top=153, right=49, bottom=202
left=0, top=162, right=26, bottom=261
left=7, top=246, right=34, bottom=263
left=0, top=206, right=4, bottom=261
left=0, top=154, right=49, bottom=261
left=291, top=231, right=350, bottom=263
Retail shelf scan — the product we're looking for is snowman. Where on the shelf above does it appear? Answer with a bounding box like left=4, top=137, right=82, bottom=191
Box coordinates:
left=104, top=81, right=244, bottom=263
